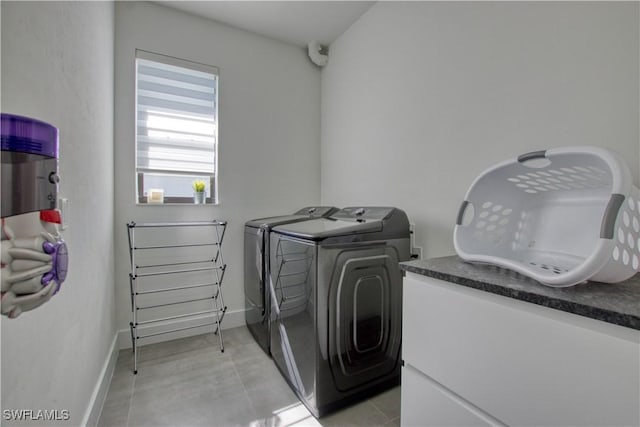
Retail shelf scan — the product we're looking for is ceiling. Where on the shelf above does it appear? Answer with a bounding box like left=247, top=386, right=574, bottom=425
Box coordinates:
left=157, top=1, right=375, bottom=47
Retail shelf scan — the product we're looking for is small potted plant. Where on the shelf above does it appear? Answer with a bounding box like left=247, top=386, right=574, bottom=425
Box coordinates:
left=192, top=179, right=206, bottom=204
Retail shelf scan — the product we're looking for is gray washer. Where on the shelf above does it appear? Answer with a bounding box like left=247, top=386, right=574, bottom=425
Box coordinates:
left=244, top=207, right=338, bottom=355
left=269, top=207, right=410, bottom=417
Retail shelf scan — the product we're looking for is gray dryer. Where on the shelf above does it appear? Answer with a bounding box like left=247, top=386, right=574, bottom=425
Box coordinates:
left=269, top=207, right=410, bottom=417
left=244, top=206, right=338, bottom=354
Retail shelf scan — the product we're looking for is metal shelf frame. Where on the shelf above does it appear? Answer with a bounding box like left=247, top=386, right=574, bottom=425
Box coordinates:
left=127, top=220, right=227, bottom=374
left=273, top=237, right=314, bottom=311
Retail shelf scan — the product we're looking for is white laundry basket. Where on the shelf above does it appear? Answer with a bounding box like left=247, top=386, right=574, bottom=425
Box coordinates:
left=454, top=146, right=639, bottom=287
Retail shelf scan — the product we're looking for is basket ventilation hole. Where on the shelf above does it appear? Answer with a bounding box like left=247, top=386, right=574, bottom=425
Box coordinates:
left=473, top=205, right=514, bottom=245
left=633, top=255, right=639, bottom=270
left=633, top=217, right=639, bottom=233
left=530, top=262, right=565, bottom=274
left=628, top=233, right=635, bottom=249
left=613, top=246, right=620, bottom=261
left=617, top=228, right=625, bottom=244
left=622, top=250, right=630, bottom=266
left=629, top=198, right=635, bottom=211
left=623, top=212, right=630, bottom=227
left=510, top=166, right=610, bottom=194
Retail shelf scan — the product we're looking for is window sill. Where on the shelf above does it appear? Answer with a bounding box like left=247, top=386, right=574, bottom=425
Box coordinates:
left=136, top=202, right=220, bottom=207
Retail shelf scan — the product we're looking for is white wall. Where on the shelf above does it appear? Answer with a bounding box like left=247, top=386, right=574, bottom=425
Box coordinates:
left=321, top=2, right=640, bottom=258
left=1, top=1, right=115, bottom=426
left=114, top=2, right=321, bottom=347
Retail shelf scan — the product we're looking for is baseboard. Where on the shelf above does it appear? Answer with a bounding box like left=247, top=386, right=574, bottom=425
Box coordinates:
left=81, top=333, right=118, bottom=427
left=117, top=307, right=246, bottom=349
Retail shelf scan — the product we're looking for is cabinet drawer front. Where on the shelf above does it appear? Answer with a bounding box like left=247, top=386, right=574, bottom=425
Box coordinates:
left=402, top=274, right=640, bottom=427
left=401, top=364, right=496, bottom=427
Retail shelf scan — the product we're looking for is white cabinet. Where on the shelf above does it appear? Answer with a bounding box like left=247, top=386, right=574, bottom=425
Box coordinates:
left=402, top=364, right=495, bottom=427
left=401, top=272, right=640, bottom=427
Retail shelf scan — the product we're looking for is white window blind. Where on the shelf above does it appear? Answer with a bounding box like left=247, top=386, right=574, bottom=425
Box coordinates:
left=136, top=50, right=218, bottom=176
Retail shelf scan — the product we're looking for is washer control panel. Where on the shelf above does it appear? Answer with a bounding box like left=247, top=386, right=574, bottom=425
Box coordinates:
left=332, top=207, right=395, bottom=221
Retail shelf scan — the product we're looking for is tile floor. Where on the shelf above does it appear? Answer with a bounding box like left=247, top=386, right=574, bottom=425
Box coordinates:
left=98, top=326, right=400, bottom=427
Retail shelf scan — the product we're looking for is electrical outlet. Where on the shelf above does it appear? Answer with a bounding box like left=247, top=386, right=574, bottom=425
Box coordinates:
left=411, top=247, right=423, bottom=260
left=409, top=222, right=423, bottom=260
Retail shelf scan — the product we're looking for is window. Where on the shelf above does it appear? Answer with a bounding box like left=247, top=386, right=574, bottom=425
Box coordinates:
left=135, top=50, right=218, bottom=204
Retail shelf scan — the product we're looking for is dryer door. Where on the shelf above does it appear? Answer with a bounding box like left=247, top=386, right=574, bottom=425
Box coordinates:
left=327, top=247, right=402, bottom=392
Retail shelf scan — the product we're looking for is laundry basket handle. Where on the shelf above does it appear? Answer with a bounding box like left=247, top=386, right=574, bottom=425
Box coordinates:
left=456, top=200, right=470, bottom=226
left=517, top=150, right=547, bottom=163
left=600, top=194, right=625, bottom=239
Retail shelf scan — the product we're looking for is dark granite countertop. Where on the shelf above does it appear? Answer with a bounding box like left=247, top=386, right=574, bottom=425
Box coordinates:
left=400, top=256, right=640, bottom=331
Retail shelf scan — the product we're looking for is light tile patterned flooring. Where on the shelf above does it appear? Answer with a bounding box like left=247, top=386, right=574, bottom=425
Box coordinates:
left=98, top=326, right=400, bottom=427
